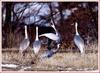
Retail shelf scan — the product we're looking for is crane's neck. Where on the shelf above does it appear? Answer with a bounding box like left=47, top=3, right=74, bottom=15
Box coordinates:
left=51, top=20, right=59, bottom=36
left=36, top=26, right=39, bottom=40
left=55, top=29, right=59, bottom=36
left=52, top=24, right=59, bottom=36
left=25, top=25, right=28, bottom=39
left=75, top=23, right=79, bottom=35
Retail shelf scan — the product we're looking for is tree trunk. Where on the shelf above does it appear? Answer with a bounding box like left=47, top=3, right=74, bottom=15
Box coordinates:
left=3, top=2, right=13, bottom=48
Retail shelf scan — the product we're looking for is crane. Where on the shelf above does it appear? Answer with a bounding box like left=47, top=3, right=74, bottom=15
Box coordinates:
left=39, top=20, right=61, bottom=49
left=50, top=20, right=61, bottom=49
left=33, top=26, right=41, bottom=54
left=39, top=20, right=61, bottom=58
left=19, top=25, right=30, bottom=55
left=74, top=22, right=85, bottom=54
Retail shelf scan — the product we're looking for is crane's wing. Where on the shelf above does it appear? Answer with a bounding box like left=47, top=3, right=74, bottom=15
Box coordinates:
left=39, top=33, right=59, bottom=41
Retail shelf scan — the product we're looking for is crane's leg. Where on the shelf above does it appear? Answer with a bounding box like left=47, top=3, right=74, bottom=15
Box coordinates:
left=80, top=47, right=85, bottom=57
left=18, top=49, right=24, bottom=62
left=19, top=50, right=23, bottom=56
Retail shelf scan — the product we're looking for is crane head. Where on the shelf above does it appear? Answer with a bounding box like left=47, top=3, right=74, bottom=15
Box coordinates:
left=25, top=25, right=27, bottom=29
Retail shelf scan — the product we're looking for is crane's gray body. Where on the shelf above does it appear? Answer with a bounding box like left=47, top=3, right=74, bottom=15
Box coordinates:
left=33, top=40, right=41, bottom=54
left=19, top=38, right=30, bottom=52
left=74, top=35, right=84, bottom=54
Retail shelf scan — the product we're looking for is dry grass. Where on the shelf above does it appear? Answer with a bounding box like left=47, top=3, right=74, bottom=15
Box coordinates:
left=2, top=52, right=98, bottom=71
left=2, top=41, right=98, bottom=71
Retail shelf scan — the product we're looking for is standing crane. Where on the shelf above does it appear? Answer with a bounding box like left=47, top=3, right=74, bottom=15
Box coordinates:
left=19, top=25, right=30, bottom=55
left=33, top=26, right=41, bottom=54
left=74, top=22, right=85, bottom=54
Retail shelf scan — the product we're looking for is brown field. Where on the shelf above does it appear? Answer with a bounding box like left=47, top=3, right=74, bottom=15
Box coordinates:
left=2, top=42, right=98, bottom=71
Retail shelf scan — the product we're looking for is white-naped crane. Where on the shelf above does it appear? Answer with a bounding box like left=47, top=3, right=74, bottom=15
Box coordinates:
left=19, top=25, right=30, bottom=55
left=33, top=26, right=41, bottom=54
left=74, top=22, right=85, bottom=54
left=50, top=20, right=61, bottom=49
left=39, top=20, right=61, bottom=58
